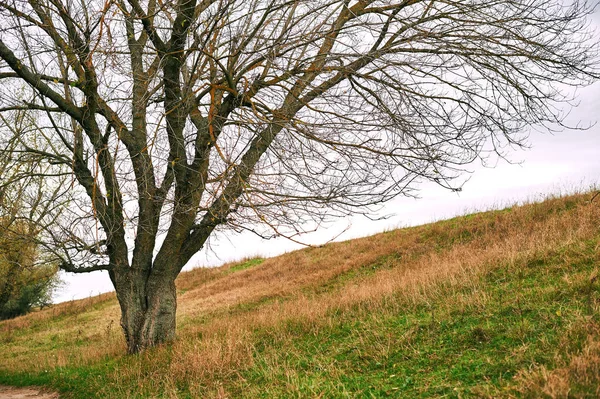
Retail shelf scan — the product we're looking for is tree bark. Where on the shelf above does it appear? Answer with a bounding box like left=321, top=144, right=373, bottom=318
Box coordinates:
left=111, top=270, right=177, bottom=354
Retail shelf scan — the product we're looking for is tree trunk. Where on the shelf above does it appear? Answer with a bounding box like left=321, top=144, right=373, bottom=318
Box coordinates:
left=111, top=270, right=177, bottom=354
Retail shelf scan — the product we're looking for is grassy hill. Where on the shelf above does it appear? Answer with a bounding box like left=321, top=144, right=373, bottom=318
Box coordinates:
left=1, top=191, right=599, bottom=398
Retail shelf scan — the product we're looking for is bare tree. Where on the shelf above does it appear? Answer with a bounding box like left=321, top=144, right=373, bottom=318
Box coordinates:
left=0, top=0, right=597, bottom=352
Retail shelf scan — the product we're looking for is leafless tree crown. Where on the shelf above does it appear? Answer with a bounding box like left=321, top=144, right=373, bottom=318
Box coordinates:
left=0, top=0, right=598, bottom=274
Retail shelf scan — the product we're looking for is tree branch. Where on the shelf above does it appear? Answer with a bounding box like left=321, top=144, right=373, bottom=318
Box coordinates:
left=0, top=41, right=83, bottom=121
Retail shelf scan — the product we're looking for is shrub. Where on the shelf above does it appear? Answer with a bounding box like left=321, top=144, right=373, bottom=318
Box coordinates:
left=0, top=219, right=59, bottom=320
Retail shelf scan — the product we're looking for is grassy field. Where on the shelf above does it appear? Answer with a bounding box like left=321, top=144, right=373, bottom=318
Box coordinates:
left=1, top=191, right=599, bottom=398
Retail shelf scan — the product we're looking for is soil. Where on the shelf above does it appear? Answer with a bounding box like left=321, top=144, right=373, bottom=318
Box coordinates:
left=0, top=386, right=58, bottom=399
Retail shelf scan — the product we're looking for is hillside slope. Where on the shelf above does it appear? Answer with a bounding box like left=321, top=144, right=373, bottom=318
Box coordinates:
left=1, top=192, right=599, bottom=398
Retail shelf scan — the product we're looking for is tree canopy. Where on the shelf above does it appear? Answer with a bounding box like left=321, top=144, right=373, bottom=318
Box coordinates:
left=0, top=219, right=58, bottom=320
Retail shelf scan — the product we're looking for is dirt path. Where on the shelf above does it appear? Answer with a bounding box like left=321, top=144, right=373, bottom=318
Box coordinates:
left=0, top=386, right=58, bottom=399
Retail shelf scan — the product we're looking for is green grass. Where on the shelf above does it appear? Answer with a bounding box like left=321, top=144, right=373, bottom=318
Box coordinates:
left=1, top=192, right=599, bottom=398
left=3, top=239, right=597, bottom=398
left=226, top=257, right=265, bottom=274
left=228, top=241, right=599, bottom=398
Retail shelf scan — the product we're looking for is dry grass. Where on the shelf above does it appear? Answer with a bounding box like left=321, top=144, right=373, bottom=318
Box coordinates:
left=0, top=292, right=123, bottom=371
left=512, top=319, right=600, bottom=398
left=0, top=191, right=599, bottom=397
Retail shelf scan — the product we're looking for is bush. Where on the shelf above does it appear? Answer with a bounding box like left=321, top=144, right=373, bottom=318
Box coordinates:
left=0, top=219, right=59, bottom=320
left=0, top=265, right=58, bottom=320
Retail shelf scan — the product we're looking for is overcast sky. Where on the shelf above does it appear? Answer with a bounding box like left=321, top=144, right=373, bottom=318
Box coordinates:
left=53, top=11, right=600, bottom=303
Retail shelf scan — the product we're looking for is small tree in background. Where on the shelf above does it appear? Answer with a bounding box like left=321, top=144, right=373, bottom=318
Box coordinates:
left=0, top=0, right=598, bottom=352
left=0, top=220, right=58, bottom=320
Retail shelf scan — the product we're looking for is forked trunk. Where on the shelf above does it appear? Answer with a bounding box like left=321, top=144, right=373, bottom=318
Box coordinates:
left=111, top=271, right=177, bottom=354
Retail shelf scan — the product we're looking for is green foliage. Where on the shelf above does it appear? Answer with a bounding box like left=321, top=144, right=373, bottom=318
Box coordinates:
left=0, top=219, right=59, bottom=320
left=0, top=265, right=58, bottom=320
